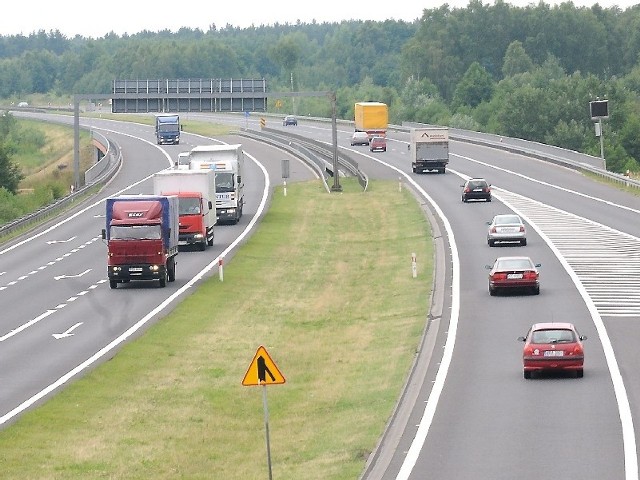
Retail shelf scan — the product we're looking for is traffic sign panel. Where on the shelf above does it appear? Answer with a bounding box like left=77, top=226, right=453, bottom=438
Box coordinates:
left=242, top=345, right=286, bottom=386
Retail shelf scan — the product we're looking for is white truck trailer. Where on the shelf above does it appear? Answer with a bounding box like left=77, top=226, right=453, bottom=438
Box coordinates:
left=410, top=127, right=449, bottom=174
left=152, top=169, right=217, bottom=250
left=188, top=144, right=245, bottom=224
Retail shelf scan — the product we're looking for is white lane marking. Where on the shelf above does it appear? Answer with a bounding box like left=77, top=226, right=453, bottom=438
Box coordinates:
left=46, top=236, right=77, bottom=245
left=52, top=322, right=83, bottom=340
left=0, top=310, right=57, bottom=342
left=54, top=269, right=91, bottom=281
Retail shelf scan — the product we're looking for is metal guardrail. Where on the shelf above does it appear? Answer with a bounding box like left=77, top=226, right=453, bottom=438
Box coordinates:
left=0, top=131, right=121, bottom=240
left=237, top=127, right=369, bottom=191
left=399, top=122, right=640, bottom=191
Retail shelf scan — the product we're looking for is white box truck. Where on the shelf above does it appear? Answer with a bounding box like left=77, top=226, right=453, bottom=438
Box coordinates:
left=410, top=127, right=449, bottom=174
left=188, top=144, right=245, bottom=224
left=152, top=169, right=216, bottom=250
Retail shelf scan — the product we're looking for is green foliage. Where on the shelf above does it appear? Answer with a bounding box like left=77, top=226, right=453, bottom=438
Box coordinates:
left=1, top=4, right=640, bottom=172
left=0, top=141, right=23, bottom=194
left=452, top=62, right=495, bottom=109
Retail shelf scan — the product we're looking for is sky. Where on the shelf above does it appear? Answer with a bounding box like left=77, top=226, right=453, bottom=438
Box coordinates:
left=0, top=0, right=638, bottom=38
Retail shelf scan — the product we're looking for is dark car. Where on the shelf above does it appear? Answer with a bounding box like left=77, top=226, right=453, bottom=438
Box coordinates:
left=486, top=256, right=540, bottom=295
left=283, top=115, right=297, bottom=126
left=518, top=322, right=587, bottom=379
left=369, top=136, right=387, bottom=152
left=461, top=178, right=491, bottom=202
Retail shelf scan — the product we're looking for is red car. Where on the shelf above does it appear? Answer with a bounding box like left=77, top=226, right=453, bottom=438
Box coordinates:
left=518, top=322, right=587, bottom=379
left=369, top=136, right=387, bottom=152
left=486, top=256, right=540, bottom=296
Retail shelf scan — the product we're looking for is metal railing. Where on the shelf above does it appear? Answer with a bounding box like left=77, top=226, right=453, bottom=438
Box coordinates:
left=0, top=131, right=121, bottom=240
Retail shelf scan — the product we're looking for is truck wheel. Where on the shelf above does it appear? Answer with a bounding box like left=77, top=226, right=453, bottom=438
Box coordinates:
left=198, top=241, right=206, bottom=251
left=109, top=280, right=118, bottom=289
left=167, top=258, right=176, bottom=282
left=207, top=237, right=214, bottom=247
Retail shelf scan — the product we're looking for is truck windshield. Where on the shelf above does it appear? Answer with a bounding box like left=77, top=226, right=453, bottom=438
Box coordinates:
left=179, top=198, right=201, bottom=215
left=216, top=172, right=234, bottom=192
left=110, top=225, right=162, bottom=240
left=158, top=124, right=178, bottom=132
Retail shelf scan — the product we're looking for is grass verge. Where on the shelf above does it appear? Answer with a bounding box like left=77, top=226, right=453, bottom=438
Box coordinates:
left=0, top=178, right=433, bottom=480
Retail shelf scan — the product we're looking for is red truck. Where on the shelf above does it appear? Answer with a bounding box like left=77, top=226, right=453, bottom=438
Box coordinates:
left=102, top=195, right=179, bottom=289
left=152, top=169, right=216, bottom=251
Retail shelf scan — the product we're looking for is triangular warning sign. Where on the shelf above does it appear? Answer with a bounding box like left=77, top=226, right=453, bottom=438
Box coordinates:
left=242, top=345, right=286, bottom=386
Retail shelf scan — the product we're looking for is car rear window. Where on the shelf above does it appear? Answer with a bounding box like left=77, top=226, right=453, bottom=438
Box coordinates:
left=469, top=180, right=487, bottom=188
left=531, top=329, right=576, bottom=344
left=496, top=258, right=532, bottom=270
left=496, top=215, right=520, bottom=224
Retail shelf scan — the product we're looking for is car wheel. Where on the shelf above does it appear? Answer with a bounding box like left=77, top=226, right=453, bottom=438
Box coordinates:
left=524, top=370, right=532, bottom=379
left=462, top=196, right=467, bottom=203
left=487, top=196, right=492, bottom=202
left=489, top=286, right=497, bottom=296
left=521, top=239, right=527, bottom=246
left=488, top=239, right=495, bottom=247
left=109, top=280, right=118, bottom=289
left=532, top=285, right=540, bottom=295
left=577, top=369, right=584, bottom=378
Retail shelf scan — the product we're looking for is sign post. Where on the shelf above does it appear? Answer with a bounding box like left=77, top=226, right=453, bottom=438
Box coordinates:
left=242, top=346, right=286, bottom=480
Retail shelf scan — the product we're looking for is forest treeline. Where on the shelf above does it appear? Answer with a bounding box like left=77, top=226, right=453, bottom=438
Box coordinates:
left=1, top=0, right=640, bottom=176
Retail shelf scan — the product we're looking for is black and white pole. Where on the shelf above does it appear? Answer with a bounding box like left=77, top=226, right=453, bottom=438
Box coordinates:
left=218, top=257, right=224, bottom=282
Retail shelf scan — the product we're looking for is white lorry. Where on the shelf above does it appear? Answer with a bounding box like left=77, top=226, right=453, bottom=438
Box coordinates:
left=152, top=169, right=217, bottom=251
left=410, top=127, right=449, bottom=174
left=188, top=144, right=245, bottom=224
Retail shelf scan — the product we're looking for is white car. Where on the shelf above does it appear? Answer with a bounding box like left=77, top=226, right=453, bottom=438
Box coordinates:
left=351, top=131, right=370, bottom=146
left=487, top=214, right=527, bottom=246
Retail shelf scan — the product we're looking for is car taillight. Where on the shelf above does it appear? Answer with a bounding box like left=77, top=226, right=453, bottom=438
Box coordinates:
left=523, top=271, right=538, bottom=280
left=519, top=226, right=525, bottom=232
left=492, top=273, right=507, bottom=280
left=571, top=345, right=583, bottom=356
left=523, top=345, right=535, bottom=356
left=464, top=187, right=470, bottom=193
left=490, top=227, right=497, bottom=233
left=487, top=186, right=491, bottom=192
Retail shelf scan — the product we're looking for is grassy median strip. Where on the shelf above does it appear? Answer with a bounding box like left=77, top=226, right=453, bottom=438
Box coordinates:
left=0, top=178, right=433, bottom=480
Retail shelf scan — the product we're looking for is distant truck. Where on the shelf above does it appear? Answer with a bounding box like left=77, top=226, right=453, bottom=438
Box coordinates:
left=410, top=127, right=449, bottom=174
left=354, top=102, right=388, bottom=138
left=102, top=195, right=179, bottom=289
left=174, top=152, right=191, bottom=170
left=155, top=114, right=181, bottom=145
left=188, top=144, right=245, bottom=224
left=153, top=169, right=216, bottom=251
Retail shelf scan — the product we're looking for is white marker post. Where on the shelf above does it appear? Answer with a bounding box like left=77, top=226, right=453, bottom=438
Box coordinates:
left=283, top=180, right=287, bottom=197
left=218, top=257, right=224, bottom=282
left=411, top=252, right=417, bottom=278
left=399, top=176, right=402, bottom=192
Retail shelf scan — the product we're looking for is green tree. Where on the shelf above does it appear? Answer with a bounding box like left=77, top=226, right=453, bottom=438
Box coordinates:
left=0, top=142, right=23, bottom=194
left=452, top=61, right=495, bottom=109
left=502, top=40, right=534, bottom=77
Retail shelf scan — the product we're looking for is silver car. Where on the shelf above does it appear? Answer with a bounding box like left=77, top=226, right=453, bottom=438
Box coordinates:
left=487, top=214, right=527, bottom=246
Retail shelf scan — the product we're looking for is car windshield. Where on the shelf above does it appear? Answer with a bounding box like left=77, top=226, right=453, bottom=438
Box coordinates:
left=495, top=215, right=521, bottom=225
left=179, top=197, right=201, bottom=215
left=531, top=329, right=576, bottom=344
left=215, top=172, right=234, bottom=192
left=110, top=225, right=162, bottom=240
left=496, top=258, right=532, bottom=270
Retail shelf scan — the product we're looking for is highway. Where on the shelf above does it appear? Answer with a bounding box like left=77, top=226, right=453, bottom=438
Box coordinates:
left=0, top=113, right=317, bottom=426
left=2, top=112, right=640, bottom=479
